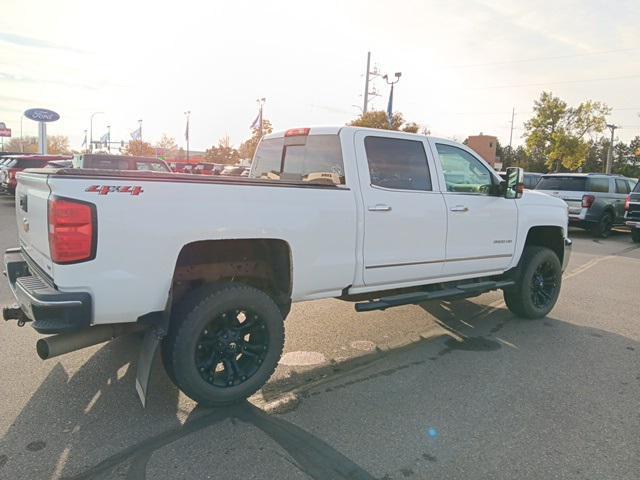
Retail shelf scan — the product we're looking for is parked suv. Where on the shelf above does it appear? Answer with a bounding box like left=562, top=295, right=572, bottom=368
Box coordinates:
left=625, top=180, right=640, bottom=243
left=535, top=173, right=637, bottom=237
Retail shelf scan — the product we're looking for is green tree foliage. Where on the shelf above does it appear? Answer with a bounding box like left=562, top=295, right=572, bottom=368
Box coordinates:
left=524, top=92, right=610, bottom=172
left=238, top=119, right=273, bottom=160
left=349, top=110, right=418, bottom=131
left=205, top=136, right=240, bottom=165
left=121, top=140, right=155, bottom=156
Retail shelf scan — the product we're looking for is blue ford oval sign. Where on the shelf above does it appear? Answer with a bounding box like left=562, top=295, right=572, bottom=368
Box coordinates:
left=24, top=108, right=60, bottom=122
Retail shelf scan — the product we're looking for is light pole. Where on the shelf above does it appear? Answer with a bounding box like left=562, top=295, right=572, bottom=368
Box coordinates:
left=257, top=98, right=266, bottom=137
left=605, top=123, right=618, bottom=174
left=20, top=115, right=24, bottom=152
left=184, top=111, right=191, bottom=161
left=107, top=125, right=111, bottom=153
left=89, top=112, right=104, bottom=153
left=138, top=119, right=143, bottom=143
left=383, top=72, right=402, bottom=126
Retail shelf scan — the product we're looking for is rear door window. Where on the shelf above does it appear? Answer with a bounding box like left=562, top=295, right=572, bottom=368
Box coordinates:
left=615, top=179, right=630, bottom=194
left=365, top=136, right=432, bottom=191
left=252, top=134, right=345, bottom=185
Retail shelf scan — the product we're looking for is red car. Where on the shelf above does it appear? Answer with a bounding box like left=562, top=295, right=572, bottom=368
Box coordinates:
left=0, top=155, right=72, bottom=194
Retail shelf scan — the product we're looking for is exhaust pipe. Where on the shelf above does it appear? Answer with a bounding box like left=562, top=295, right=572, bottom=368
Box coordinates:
left=36, top=323, right=147, bottom=360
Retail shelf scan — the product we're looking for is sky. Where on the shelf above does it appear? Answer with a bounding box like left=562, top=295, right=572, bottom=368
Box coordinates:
left=1, top=0, right=639, bottom=153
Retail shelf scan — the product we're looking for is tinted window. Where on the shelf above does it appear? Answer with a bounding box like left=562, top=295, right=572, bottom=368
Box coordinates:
left=16, top=159, right=49, bottom=168
left=587, top=177, right=610, bottom=193
left=252, top=135, right=345, bottom=185
left=536, top=176, right=587, bottom=191
left=436, top=143, right=493, bottom=194
left=524, top=174, right=541, bottom=189
left=137, top=161, right=169, bottom=172
left=364, top=136, right=431, bottom=191
left=631, top=180, right=639, bottom=193
left=615, top=179, right=630, bottom=194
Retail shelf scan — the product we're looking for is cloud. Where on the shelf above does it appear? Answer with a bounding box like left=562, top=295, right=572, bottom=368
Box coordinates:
left=0, top=32, right=87, bottom=54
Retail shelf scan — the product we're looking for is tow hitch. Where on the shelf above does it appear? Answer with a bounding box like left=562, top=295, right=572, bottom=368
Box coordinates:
left=2, top=304, right=30, bottom=326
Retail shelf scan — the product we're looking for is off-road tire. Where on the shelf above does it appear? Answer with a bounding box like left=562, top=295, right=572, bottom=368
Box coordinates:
left=503, top=246, right=562, bottom=319
left=163, top=283, right=285, bottom=406
left=591, top=211, right=614, bottom=238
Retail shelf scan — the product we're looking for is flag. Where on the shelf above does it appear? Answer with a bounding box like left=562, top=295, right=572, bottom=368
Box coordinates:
left=250, top=109, right=262, bottom=131
left=184, top=117, right=189, bottom=141
left=386, top=84, right=394, bottom=125
left=130, top=127, right=141, bottom=140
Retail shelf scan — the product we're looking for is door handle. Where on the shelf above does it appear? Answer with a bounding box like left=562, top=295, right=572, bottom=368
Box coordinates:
left=450, top=205, right=469, bottom=212
left=368, top=204, right=392, bottom=212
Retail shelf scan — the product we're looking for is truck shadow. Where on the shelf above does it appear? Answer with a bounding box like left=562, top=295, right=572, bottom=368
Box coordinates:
left=1, top=297, right=638, bottom=480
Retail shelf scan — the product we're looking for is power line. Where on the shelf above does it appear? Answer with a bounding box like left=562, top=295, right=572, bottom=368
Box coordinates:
left=447, top=47, right=639, bottom=69
left=470, top=73, right=640, bottom=90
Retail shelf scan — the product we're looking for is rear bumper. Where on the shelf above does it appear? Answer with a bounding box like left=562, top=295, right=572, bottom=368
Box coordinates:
left=3, top=249, right=92, bottom=333
left=562, top=238, right=572, bottom=272
left=626, top=220, right=640, bottom=230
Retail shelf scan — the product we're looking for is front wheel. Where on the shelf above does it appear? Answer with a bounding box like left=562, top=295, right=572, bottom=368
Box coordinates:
left=164, top=283, right=285, bottom=406
left=503, top=246, right=562, bottom=319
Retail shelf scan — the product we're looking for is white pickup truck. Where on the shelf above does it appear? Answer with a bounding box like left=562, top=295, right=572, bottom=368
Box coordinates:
left=3, top=126, right=571, bottom=406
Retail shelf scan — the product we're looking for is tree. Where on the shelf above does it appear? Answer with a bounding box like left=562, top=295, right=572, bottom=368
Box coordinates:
left=47, top=135, right=71, bottom=154
left=205, top=136, right=240, bottom=165
left=401, top=122, right=420, bottom=133
left=122, top=140, right=155, bottom=156
left=155, top=134, right=177, bottom=151
left=238, top=119, right=273, bottom=160
left=2, top=135, right=71, bottom=154
left=349, top=110, right=405, bottom=130
left=524, top=91, right=610, bottom=172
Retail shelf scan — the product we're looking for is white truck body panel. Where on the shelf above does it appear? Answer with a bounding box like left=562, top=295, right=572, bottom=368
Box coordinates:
left=13, top=126, right=569, bottom=326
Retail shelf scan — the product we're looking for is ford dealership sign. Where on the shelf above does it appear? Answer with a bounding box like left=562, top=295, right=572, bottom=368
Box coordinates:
left=24, top=108, right=60, bottom=122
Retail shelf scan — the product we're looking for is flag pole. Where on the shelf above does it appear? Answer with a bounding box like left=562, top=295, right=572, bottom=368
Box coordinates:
left=184, top=111, right=190, bottom=161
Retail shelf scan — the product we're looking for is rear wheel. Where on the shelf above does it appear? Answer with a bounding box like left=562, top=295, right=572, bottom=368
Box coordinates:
left=164, top=283, right=285, bottom=406
left=503, top=246, right=562, bottom=319
left=631, top=229, right=640, bottom=243
left=591, top=211, right=614, bottom=238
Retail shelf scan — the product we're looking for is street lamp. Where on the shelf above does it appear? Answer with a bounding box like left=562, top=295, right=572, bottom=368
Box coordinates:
left=382, top=72, right=402, bottom=126
left=89, top=112, right=104, bottom=153
left=184, top=111, right=190, bottom=161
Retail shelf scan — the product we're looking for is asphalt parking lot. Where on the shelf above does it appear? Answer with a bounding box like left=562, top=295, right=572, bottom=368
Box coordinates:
left=0, top=193, right=639, bottom=480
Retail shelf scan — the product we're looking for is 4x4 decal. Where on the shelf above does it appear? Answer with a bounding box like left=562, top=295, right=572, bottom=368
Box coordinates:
left=85, top=185, right=144, bottom=196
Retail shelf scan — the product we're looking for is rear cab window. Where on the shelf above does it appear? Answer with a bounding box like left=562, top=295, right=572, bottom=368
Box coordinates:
left=251, top=132, right=345, bottom=186
left=364, top=136, right=432, bottom=191
left=136, top=161, right=170, bottom=172
left=16, top=159, right=49, bottom=169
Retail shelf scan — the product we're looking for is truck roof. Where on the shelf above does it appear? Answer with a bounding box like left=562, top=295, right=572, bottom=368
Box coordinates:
left=264, top=125, right=444, bottom=142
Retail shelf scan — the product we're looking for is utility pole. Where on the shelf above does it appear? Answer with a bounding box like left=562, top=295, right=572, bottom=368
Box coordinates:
left=508, top=107, right=515, bottom=166
left=138, top=119, right=143, bottom=143
left=363, top=51, right=371, bottom=114
left=605, top=123, right=618, bottom=174
left=107, top=125, right=111, bottom=153
left=256, top=98, right=266, bottom=137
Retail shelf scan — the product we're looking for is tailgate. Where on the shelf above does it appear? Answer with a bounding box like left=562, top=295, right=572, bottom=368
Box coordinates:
left=537, top=189, right=583, bottom=214
left=627, top=192, right=640, bottom=221
left=15, top=172, right=53, bottom=275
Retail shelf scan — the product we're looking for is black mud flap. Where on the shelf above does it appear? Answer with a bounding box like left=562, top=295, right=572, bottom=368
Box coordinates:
left=135, top=328, right=161, bottom=408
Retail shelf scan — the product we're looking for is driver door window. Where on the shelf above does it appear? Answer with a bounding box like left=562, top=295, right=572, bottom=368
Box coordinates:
left=435, top=143, right=494, bottom=194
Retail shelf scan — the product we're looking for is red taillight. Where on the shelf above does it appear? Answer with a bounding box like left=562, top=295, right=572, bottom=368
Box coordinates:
left=625, top=195, right=631, bottom=211
left=284, top=127, right=310, bottom=137
left=582, top=194, right=595, bottom=208
left=48, top=197, right=96, bottom=264
left=8, top=168, right=17, bottom=179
